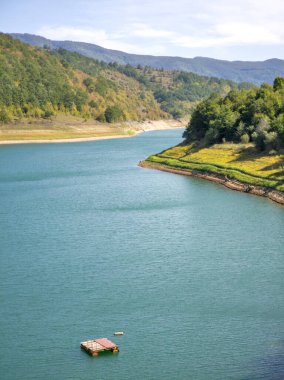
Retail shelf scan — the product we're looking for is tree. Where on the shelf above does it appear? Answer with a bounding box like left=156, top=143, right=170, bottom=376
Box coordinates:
left=184, top=94, right=221, bottom=141
left=273, top=77, right=284, bottom=91
left=183, top=80, right=284, bottom=151
left=252, top=118, right=270, bottom=151
left=104, top=106, right=125, bottom=123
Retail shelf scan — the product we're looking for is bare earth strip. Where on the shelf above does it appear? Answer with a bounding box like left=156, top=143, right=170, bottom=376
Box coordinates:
left=0, top=134, right=132, bottom=145
left=0, top=117, right=185, bottom=145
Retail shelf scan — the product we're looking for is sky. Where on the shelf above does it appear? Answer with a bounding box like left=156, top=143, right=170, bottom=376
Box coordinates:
left=1, top=0, right=284, bottom=61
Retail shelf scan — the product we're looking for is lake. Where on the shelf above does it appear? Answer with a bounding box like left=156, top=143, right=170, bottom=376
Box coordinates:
left=0, top=129, right=283, bottom=380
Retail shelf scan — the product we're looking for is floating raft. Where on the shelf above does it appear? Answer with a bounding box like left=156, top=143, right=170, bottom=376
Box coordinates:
left=114, top=331, right=124, bottom=336
left=80, top=338, right=119, bottom=356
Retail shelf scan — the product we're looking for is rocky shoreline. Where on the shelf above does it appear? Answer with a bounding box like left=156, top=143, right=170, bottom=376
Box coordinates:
left=139, top=160, right=284, bottom=206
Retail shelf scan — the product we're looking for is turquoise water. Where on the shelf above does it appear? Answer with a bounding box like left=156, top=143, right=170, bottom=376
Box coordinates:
left=0, top=129, right=283, bottom=380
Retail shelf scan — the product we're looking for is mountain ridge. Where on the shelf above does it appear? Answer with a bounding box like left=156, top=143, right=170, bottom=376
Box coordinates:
left=10, top=33, right=284, bottom=85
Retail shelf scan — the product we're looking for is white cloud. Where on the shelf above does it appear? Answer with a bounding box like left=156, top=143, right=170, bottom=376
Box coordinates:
left=38, top=25, right=135, bottom=52
left=168, top=0, right=284, bottom=49
left=172, top=22, right=282, bottom=48
left=37, top=25, right=167, bottom=55
left=36, top=0, right=284, bottom=59
left=38, top=26, right=108, bottom=44
left=215, top=23, right=281, bottom=45
left=130, top=23, right=174, bottom=38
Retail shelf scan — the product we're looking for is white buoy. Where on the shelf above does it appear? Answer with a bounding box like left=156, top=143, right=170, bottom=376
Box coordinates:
left=114, top=331, right=124, bottom=336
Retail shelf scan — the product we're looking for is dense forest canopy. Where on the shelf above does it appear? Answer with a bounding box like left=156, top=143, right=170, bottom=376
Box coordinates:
left=0, top=33, right=249, bottom=123
left=183, top=78, right=284, bottom=151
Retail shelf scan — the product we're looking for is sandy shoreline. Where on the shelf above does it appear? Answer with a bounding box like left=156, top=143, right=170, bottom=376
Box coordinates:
left=0, top=119, right=185, bottom=145
left=0, top=134, right=132, bottom=145
left=139, top=160, right=284, bottom=206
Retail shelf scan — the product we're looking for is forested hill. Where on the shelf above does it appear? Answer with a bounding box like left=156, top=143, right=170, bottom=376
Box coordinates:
left=10, top=33, right=284, bottom=85
left=183, top=77, right=284, bottom=151
left=0, top=33, right=245, bottom=123
left=144, top=79, right=284, bottom=196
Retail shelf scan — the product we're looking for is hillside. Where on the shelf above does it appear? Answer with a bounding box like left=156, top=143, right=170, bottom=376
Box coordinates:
left=55, top=48, right=246, bottom=118
left=0, top=33, right=165, bottom=123
left=10, top=33, right=284, bottom=85
left=0, top=33, right=244, bottom=125
left=141, top=80, right=284, bottom=204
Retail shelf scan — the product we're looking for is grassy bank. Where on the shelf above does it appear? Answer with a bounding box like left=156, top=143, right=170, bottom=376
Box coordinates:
left=145, top=143, right=284, bottom=192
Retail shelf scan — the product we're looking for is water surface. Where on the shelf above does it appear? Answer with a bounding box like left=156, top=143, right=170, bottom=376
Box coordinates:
left=0, top=130, right=283, bottom=380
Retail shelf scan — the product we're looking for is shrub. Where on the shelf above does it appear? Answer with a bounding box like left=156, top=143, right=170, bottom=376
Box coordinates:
left=0, top=108, right=12, bottom=123
left=88, top=100, right=98, bottom=108
left=43, top=109, right=54, bottom=119
left=240, top=133, right=250, bottom=144
left=96, top=113, right=106, bottom=122
left=172, top=109, right=183, bottom=119
left=264, top=131, right=278, bottom=150
left=252, top=131, right=265, bottom=150
left=83, top=78, right=95, bottom=93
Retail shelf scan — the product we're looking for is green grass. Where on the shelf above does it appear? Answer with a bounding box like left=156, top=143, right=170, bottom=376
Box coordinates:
left=146, top=143, right=284, bottom=191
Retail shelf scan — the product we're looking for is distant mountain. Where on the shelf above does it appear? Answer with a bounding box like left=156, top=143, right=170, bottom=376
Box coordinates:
left=10, top=33, right=284, bottom=85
